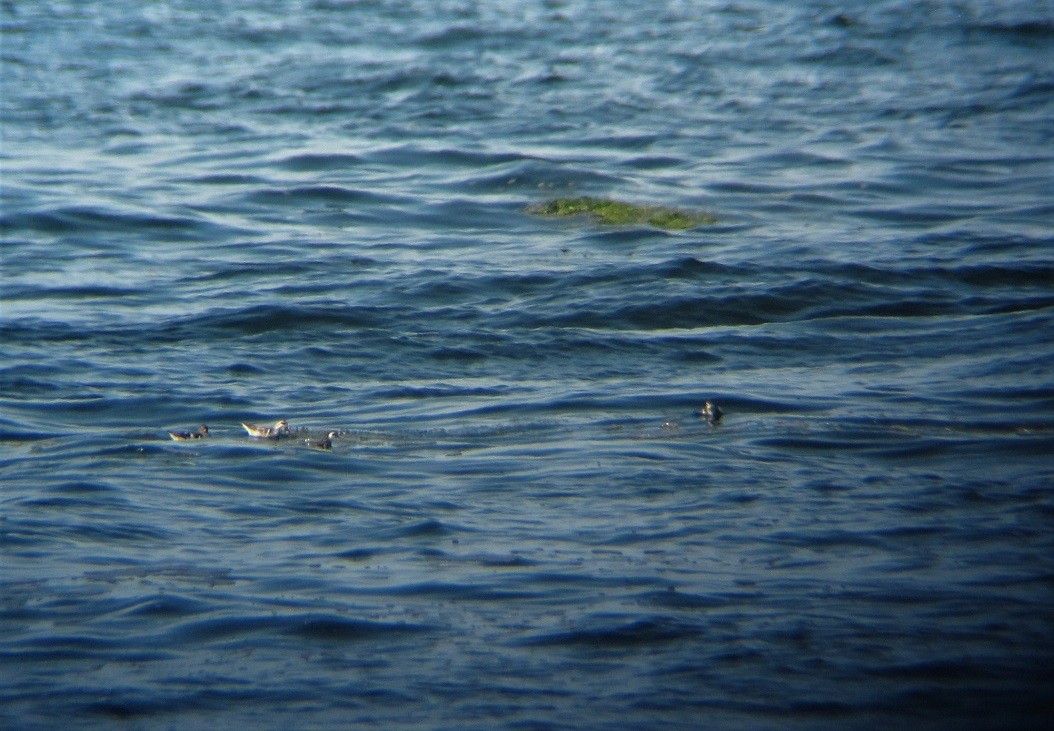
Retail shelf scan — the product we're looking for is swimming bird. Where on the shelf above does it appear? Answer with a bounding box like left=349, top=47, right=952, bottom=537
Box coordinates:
left=699, top=401, right=723, bottom=425
left=168, top=424, right=210, bottom=441
left=241, top=419, right=290, bottom=439
left=312, top=431, right=337, bottom=450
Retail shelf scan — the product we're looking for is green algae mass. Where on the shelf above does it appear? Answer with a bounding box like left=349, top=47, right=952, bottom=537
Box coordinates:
left=532, top=197, right=716, bottom=230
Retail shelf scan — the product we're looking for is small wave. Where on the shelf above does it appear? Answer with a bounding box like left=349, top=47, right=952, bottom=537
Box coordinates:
left=374, top=581, right=539, bottom=602
left=371, top=518, right=464, bottom=541
left=273, top=152, right=364, bottom=171
left=1, top=284, right=144, bottom=302
left=333, top=547, right=382, bottom=562
left=1009, top=76, right=1054, bottom=101
left=819, top=259, right=1054, bottom=292
left=69, top=522, right=174, bottom=544
left=416, top=23, right=489, bottom=49
left=640, top=589, right=759, bottom=610
left=226, top=362, right=266, bottom=376
left=866, top=659, right=989, bottom=681
left=624, top=154, right=687, bottom=170
left=462, top=159, right=621, bottom=192
left=181, top=173, right=267, bottom=185
left=182, top=259, right=318, bottom=284
left=242, top=184, right=388, bottom=206
left=372, top=384, right=518, bottom=400
left=120, top=595, right=210, bottom=619
left=0, top=206, right=210, bottom=238
left=970, top=20, right=1054, bottom=40
left=800, top=44, right=896, bottom=67
left=361, top=144, right=528, bottom=169
left=516, top=615, right=703, bottom=648
left=162, top=303, right=396, bottom=337
left=426, top=346, right=487, bottom=362
left=167, top=612, right=431, bottom=645
left=12, top=634, right=157, bottom=661
left=54, top=480, right=119, bottom=494
left=286, top=614, right=432, bottom=641
left=762, top=530, right=886, bottom=550
left=0, top=413, right=59, bottom=438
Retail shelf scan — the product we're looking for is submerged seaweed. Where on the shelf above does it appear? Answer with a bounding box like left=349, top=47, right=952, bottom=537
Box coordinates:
left=530, top=197, right=717, bottom=230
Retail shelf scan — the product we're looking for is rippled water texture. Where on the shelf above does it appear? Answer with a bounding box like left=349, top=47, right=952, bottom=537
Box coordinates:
left=2, top=1, right=1053, bottom=729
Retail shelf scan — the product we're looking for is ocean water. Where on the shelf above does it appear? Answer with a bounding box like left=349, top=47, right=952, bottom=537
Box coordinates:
left=2, top=0, right=1053, bottom=728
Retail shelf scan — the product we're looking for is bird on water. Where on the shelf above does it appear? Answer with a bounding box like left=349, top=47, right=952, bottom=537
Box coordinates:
left=241, top=419, right=290, bottom=439
left=168, top=424, right=210, bottom=441
left=312, top=431, right=337, bottom=450
left=700, top=401, right=723, bottom=425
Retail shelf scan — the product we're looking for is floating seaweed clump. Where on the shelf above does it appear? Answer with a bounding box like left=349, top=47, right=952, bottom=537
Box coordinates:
left=530, top=197, right=716, bottom=230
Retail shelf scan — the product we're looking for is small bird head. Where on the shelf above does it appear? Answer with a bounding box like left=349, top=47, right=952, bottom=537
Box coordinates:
left=701, top=401, right=723, bottom=423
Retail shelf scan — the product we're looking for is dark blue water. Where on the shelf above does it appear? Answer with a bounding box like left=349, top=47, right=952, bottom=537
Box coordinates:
left=2, top=1, right=1053, bottom=728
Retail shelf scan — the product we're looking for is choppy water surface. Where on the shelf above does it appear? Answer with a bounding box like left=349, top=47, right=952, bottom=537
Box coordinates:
left=2, top=1, right=1053, bottom=728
